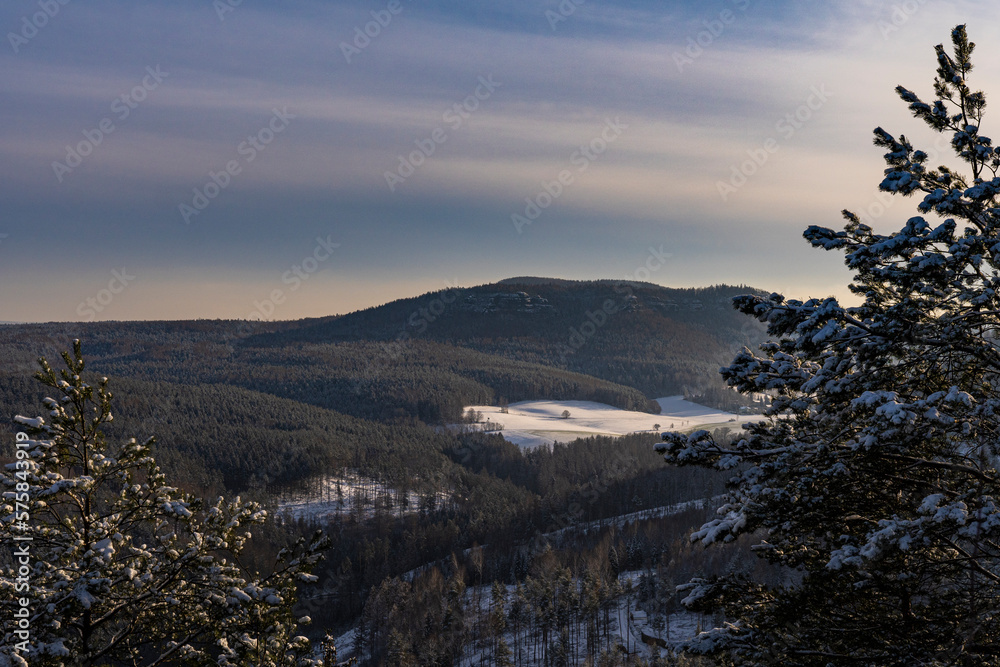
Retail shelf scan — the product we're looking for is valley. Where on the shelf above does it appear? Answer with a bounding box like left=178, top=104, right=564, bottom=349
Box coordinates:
left=0, top=278, right=770, bottom=666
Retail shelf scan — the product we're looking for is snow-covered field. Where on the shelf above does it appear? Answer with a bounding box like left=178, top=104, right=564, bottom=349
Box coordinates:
left=461, top=396, right=764, bottom=450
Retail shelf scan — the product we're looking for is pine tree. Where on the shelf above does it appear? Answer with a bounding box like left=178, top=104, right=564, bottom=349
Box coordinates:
left=489, top=580, right=508, bottom=666
left=494, top=637, right=514, bottom=667
left=0, top=342, right=330, bottom=666
left=657, top=25, right=1000, bottom=666
left=385, top=629, right=416, bottom=667
left=443, top=559, right=467, bottom=664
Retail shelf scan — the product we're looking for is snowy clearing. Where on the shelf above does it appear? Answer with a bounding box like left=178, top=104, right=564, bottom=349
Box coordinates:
left=460, top=396, right=764, bottom=450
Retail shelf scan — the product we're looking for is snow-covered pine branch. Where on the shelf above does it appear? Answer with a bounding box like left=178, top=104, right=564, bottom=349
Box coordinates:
left=656, top=25, right=1000, bottom=666
left=0, top=341, right=332, bottom=666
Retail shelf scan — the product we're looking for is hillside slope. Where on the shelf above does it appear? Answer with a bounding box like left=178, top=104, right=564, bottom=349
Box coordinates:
left=247, top=279, right=768, bottom=397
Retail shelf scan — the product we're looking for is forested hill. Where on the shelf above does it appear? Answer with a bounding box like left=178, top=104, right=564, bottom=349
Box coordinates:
left=0, top=326, right=654, bottom=421
left=0, top=279, right=766, bottom=495
left=247, top=279, right=768, bottom=398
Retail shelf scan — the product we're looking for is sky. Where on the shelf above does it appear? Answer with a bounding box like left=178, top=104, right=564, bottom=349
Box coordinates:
left=1, top=0, right=999, bottom=322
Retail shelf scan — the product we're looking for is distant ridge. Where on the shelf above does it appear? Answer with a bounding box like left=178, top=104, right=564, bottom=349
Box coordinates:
left=495, top=276, right=760, bottom=291
left=497, top=276, right=577, bottom=286
left=245, top=278, right=769, bottom=398
left=497, top=276, right=660, bottom=289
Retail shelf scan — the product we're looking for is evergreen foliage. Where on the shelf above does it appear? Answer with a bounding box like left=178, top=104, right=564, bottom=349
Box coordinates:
left=0, top=343, right=329, bottom=666
left=657, top=26, right=1000, bottom=665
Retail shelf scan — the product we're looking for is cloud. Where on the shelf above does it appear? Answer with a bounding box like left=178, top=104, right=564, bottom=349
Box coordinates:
left=1, top=0, right=998, bottom=320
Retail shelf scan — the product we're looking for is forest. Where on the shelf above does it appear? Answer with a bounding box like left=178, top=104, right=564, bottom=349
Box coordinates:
left=0, top=281, right=764, bottom=664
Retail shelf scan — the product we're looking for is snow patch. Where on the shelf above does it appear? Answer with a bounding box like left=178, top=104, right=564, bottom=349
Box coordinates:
left=459, top=396, right=762, bottom=450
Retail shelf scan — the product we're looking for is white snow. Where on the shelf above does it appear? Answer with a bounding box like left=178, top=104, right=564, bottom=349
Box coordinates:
left=92, top=538, right=115, bottom=562
left=75, top=589, right=96, bottom=609
left=13, top=415, right=44, bottom=428
left=460, top=396, right=763, bottom=450
left=276, top=470, right=448, bottom=524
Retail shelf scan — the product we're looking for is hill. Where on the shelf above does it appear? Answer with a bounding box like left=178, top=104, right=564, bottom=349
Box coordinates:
left=247, top=279, right=768, bottom=398
left=0, top=278, right=767, bottom=494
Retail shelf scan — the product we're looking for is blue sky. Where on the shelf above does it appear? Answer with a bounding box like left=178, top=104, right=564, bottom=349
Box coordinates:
left=1, top=0, right=997, bottom=321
